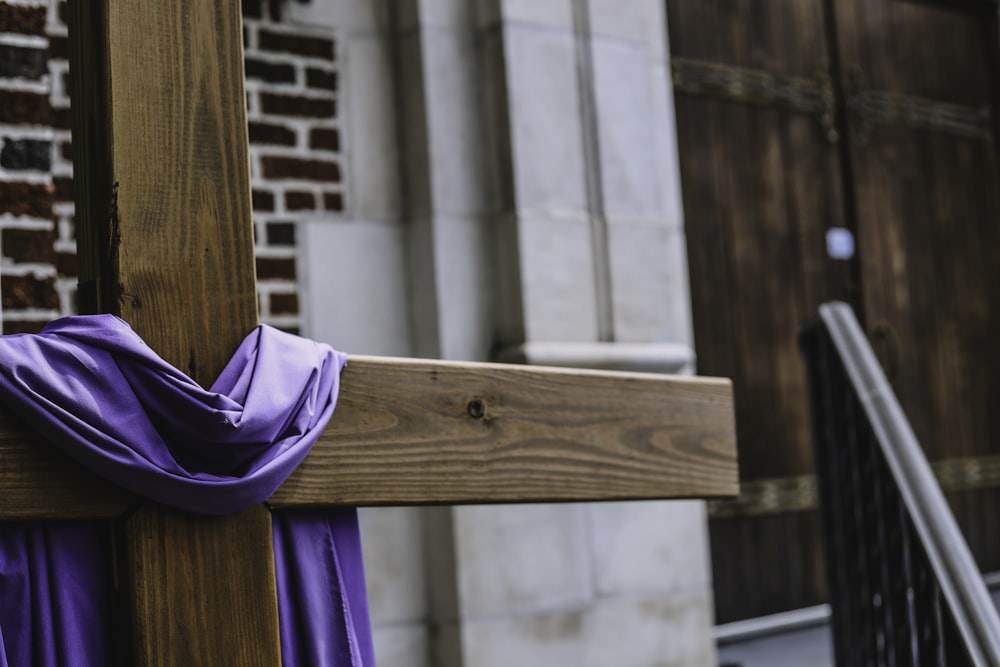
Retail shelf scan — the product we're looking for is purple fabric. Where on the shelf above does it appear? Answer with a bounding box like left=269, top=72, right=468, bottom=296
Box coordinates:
left=0, top=315, right=375, bottom=666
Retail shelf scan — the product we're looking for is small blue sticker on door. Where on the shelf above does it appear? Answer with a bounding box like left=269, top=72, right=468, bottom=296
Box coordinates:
left=826, top=227, right=855, bottom=260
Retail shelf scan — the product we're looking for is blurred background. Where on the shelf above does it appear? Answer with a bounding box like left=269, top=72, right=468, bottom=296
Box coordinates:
left=1, top=1, right=998, bottom=665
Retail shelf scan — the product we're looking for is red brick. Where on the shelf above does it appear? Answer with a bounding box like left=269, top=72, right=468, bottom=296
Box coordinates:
left=53, top=176, right=73, bottom=203
left=266, top=222, right=295, bottom=246
left=245, top=58, right=296, bottom=84
left=242, top=0, right=263, bottom=20
left=52, top=107, right=72, bottom=130
left=309, top=127, right=339, bottom=152
left=252, top=189, right=275, bottom=212
left=2, top=228, right=56, bottom=263
left=0, top=44, right=48, bottom=80
left=258, top=29, right=334, bottom=60
left=0, top=4, right=47, bottom=35
left=305, top=68, right=337, bottom=92
left=2, top=320, right=51, bottom=335
left=48, top=36, right=69, bottom=60
left=255, top=257, right=296, bottom=281
left=0, top=181, right=52, bottom=219
left=269, top=292, right=298, bottom=315
left=261, top=156, right=340, bottom=182
left=323, top=191, right=344, bottom=212
left=284, top=190, right=314, bottom=211
left=260, top=93, right=335, bottom=119
left=55, top=251, right=77, bottom=277
left=0, top=90, right=52, bottom=125
left=1, top=138, right=52, bottom=171
left=248, top=121, right=296, bottom=146
left=2, top=274, right=59, bottom=309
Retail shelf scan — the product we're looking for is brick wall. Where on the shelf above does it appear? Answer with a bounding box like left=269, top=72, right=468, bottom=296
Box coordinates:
left=0, top=0, right=58, bottom=333
left=244, top=0, right=341, bottom=334
left=0, top=0, right=342, bottom=335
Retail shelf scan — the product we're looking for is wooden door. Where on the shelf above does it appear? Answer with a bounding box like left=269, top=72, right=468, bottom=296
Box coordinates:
left=833, top=0, right=1000, bottom=593
left=668, top=0, right=1000, bottom=622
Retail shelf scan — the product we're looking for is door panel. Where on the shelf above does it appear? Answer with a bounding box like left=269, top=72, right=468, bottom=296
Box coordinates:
left=834, top=0, right=1000, bottom=576
left=670, top=0, right=1000, bottom=621
left=667, top=0, right=853, bottom=621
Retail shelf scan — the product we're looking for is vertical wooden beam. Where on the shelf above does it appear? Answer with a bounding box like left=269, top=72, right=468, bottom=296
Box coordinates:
left=68, top=1, right=279, bottom=664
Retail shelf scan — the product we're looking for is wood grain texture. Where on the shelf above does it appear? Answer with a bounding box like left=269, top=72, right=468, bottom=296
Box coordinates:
left=0, top=407, right=133, bottom=519
left=68, top=1, right=279, bottom=664
left=269, top=356, right=738, bottom=507
left=121, top=505, right=281, bottom=667
left=101, top=0, right=258, bottom=381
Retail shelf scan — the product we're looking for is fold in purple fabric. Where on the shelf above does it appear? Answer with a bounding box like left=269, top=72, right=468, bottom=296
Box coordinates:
left=0, top=315, right=375, bottom=666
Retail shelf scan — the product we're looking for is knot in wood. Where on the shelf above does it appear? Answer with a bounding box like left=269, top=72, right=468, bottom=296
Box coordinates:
left=466, top=398, right=485, bottom=419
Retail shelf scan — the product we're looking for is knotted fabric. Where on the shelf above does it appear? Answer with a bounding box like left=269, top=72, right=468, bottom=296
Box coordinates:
left=0, top=315, right=374, bottom=666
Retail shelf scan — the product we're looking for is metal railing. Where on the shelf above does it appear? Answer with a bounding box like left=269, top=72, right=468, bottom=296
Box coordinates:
left=799, top=302, right=1000, bottom=666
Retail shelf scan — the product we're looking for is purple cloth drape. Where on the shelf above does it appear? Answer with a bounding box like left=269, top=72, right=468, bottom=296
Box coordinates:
left=0, top=315, right=374, bottom=666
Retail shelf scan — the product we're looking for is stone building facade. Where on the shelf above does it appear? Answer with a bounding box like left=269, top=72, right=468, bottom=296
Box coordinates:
left=0, top=0, right=716, bottom=665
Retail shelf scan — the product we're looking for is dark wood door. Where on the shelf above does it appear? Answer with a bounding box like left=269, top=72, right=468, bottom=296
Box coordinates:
left=833, top=0, right=1000, bottom=596
left=668, top=0, right=1000, bottom=622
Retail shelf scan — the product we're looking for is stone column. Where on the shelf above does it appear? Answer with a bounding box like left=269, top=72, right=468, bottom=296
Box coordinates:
left=296, top=0, right=716, bottom=664
left=443, top=1, right=716, bottom=665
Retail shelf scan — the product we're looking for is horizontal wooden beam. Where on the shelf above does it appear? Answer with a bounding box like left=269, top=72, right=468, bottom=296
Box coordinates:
left=0, top=357, right=737, bottom=520
left=273, top=357, right=737, bottom=506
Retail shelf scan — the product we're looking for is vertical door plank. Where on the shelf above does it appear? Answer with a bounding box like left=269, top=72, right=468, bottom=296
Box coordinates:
left=68, top=1, right=278, bottom=664
left=833, top=0, right=1000, bottom=577
left=667, top=0, right=850, bottom=620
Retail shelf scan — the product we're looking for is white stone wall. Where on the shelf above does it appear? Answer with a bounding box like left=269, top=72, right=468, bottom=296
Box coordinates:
left=294, top=0, right=715, bottom=665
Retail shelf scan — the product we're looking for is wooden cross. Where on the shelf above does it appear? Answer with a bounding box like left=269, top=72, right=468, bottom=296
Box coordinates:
left=0, top=2, right=737, bottom=664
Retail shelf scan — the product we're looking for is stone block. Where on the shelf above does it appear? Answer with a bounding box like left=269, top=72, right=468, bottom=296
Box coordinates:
left=655, top=60, right=687, bottom=229
left=300, top=219, right=411, bottom=356
left=517, top=216, right=598, bottom=342
left=459, top=612, right=583, bottom=667
left=397, top=0, right=475, bottom=31
left=476, top=0, right=573, bottom=30
left=585, top=0, right=667, bottom=58
left=360, top=507, right=428, bottom=624
left=504, top=28, right=587, bottom=214
left=453, top=504, right=592, bottom=618
left=590, top=38, right=665, bottom=220
left=587, top=500, right=711, bottom=597
left=606, top=222, right=693, bottom=346
left=344, top=34, right=402, bottom=222
left=432, top=216, right=494, bottom=361
left=286, top=0, right=386, bottom=32
left=372, top=624, right=430, bottom=667
left=580, top=591, right=717, bottom=667
left=420, top=31, right=489, bottom=218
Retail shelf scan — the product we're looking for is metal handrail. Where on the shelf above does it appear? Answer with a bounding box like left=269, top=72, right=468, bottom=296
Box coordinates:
left=802, top=301, right=1000, bottom=666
